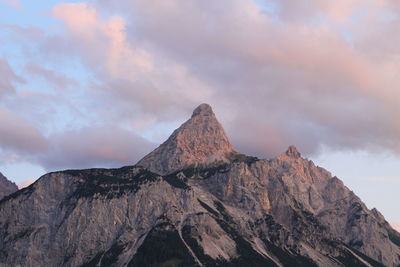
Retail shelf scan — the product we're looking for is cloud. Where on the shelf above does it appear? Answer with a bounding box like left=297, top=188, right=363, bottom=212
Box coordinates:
left=87, top=0, right=400, bottom=157
left=2, top=0, right=400, bottom=172
left=0, top=108, right=48, bottom=154
left=0, top=58, right=24, bottom=97
left=0, top=104, right=156, bottom=171
left=26, top=62, right=78, bottom=89
left=51, top=3, right=153, bottom=76
left=267, top=0, right=365, bottom=22
left=38, top=126, right=156, bottom=171
left=49, top=2, right=213, bottom=124
left=0, top=24, right=44, bottom=43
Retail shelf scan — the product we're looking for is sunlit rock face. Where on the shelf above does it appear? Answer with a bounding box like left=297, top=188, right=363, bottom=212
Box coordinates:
left=0, top=104, right=399, bottom=267
left=0, top=172, right=17, bottom=200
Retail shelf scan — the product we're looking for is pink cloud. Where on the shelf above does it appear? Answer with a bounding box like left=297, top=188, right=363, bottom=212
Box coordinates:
left=49, top=2, right=213, bottom=123
left=52, top=3, right=152, bottom=76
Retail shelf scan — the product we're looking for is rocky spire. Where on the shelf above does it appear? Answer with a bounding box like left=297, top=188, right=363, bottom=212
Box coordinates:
left=137, top=104, right=237, bottom=175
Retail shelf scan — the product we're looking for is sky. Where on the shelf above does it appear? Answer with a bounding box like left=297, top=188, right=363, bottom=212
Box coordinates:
left=0, top=0, right=399, bottom=230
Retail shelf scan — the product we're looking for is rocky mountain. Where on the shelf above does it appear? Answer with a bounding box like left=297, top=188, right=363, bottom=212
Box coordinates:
left=0, top=104, right=399, bottom=267
left=0, top=172, right=17, bottom=200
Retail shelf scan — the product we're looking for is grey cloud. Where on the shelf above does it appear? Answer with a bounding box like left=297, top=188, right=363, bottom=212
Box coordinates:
left=0, top=24, right=44, bottom=42
left=0, top=107, right=157, bottom=172
left=26, top=62, right=78, bottom=89
left=39, top=126, right=156, bottom=171
left=0, top=58, right=24, bottom=97
left=0, top=109, right=48, bottom=153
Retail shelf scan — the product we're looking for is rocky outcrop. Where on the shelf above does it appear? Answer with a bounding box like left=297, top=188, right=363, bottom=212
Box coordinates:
left=0, top=104, right=399, bottom=267
left=0, top=172, right=17, bottom=200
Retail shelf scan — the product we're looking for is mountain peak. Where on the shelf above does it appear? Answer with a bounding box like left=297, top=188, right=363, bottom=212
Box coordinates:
left=137, top=104, right=236, bottom=175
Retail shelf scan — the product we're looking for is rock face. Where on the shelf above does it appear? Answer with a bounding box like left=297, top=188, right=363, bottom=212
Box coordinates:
left=0, top=172, right=17, bottom=200
left=0, top=104, right=399, bottom=267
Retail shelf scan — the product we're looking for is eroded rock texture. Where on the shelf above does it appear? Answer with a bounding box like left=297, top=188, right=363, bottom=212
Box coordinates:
left=0, top=104, right=399, bottom=267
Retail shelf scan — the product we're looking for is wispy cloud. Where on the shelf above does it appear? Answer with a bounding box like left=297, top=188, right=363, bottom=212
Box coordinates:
left=25, top=62, right=78, bottom=89
left=0, top=0, right=22, bottom=9
left=0, top=58, right=24, bottom=98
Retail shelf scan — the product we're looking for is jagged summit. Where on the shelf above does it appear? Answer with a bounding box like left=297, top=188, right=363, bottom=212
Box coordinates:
left=137, top=103, right=237, bottom=175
